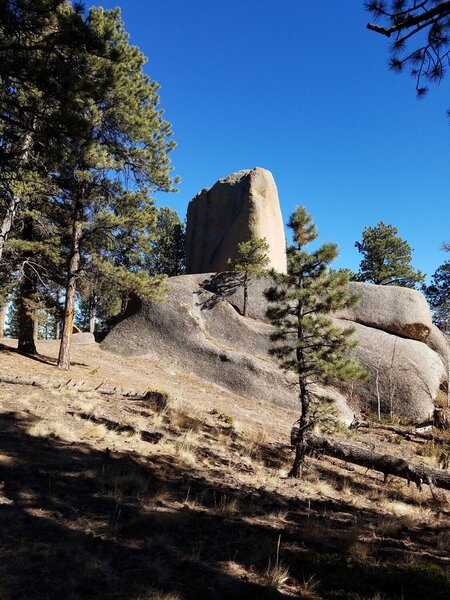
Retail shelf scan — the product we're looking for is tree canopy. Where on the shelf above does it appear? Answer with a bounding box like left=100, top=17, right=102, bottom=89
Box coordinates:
left=0, top=3, right=177, bottom=368
left=425, top=245, right=450, bottom=333
left=355, top=221, right=425, bottom=288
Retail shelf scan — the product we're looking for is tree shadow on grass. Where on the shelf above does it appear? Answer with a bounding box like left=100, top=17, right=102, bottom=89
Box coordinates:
left=0, top=412, right=449, bottom=600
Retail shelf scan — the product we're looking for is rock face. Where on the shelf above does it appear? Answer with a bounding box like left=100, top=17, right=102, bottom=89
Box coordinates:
left=71, top=332, right=96, bottom=345
left=425, top=324, right=450, bottom=367
left=102, top=274, right=298, bottom=411
left=185, top=168, right=287, bottom=274
left=337, top=282, right=432, bottom=341
left=102, top=275, right=448, bottom=422
left=335, top=320, right=446, bottom=419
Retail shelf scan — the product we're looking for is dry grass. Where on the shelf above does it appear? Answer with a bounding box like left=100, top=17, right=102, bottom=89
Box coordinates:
left=215, top=494, right=239, bottom=515
left=240, top=427, right=268, bottom=459
left=136, top=589, right=181, bottom=600
left=297, top=574, right=321, bottom=599
left=436, top=529, right=450, bottom=551
left=160, top=429, right=200, bottom=466
left=112, top=472, right=151, bottom=498
left=263, top=535, right=289, bottom=589
left=378, top=497, right=432, bottom=522
left=79, top=422, right=108, bottom=440
left=28, top=418, right=78, bottom=442
left=2, top=341, right=450, bottom=600
left=264, top=558, right=290, bottom=589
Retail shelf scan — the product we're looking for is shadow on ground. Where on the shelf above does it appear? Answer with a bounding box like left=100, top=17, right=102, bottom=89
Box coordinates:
left=0, top=412, right=449, bottom=600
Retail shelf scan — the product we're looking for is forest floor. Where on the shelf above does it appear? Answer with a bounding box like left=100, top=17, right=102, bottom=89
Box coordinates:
left=0, top=338, right=449, bottom=600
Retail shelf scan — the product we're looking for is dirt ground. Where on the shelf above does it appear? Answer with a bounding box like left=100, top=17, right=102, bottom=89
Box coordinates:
left=0, top=338, right=449, bottom=599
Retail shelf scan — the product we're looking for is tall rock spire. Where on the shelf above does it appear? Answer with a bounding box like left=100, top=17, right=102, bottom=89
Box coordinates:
left=185, top=167, right=287, bottom=274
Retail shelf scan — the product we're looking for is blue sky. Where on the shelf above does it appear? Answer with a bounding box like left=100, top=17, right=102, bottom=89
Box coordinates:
left=98, top=0, right=449, bottom=280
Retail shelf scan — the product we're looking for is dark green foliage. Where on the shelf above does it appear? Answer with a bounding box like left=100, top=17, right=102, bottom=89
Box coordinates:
left=366, top=1, right=450, bottom=99
left=228, top=237, right=269, bottom=316
left=424, top=257, right=450, bottom=333
left=148, top=207, right=186, bottom=277
left=355, top=221, right=424, bottom=288
left=1, top=4, right=177, bottom=364
left=266, top=207, right=367, bottom=478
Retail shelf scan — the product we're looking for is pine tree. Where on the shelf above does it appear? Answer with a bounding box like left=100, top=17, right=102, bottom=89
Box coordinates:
left=228, top=238, right=270, bottom=317
left=355, top=221, right=424, bottom=288
left=0, top=0, right=104, bottom=261
left=148, top=207, right=186, bottom=277
left=266, top=207, right=367, bottom=479
left=425, top=258, right=450, bottom=334
left=55, top=7, right=177, bottom=370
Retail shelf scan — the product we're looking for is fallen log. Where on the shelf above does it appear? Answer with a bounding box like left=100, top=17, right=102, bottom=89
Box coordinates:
left=0, top=373, right=157, bottom=403
left=350, top=420, right=450, bottom=446
left=306, top=434, right=450, bottom=492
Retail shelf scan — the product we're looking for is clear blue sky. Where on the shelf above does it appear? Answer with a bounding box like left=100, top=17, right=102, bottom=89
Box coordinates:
left=98, top=0, right=449, bottom=280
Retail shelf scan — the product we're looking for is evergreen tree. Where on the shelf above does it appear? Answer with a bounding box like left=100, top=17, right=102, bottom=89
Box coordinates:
left=266, top=207, right=367, bottom=479
left=55, top=7, right=177, bottom=370
left=0, top=0, right=105, bottom=261
left=355, top=221, right=424, bottom=288
left=149, top=207, right=186, bottom=277
left=228, top=237, right=270, bottom=317
left=4, top=290, right=19, bottom=339
left=425, top=259, right=450, bottom=334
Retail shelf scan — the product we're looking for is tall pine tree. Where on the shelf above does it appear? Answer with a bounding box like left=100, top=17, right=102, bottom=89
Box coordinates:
left=56, top=7, right=177, bottom=369
left=266, top=207, right=367, bottom=479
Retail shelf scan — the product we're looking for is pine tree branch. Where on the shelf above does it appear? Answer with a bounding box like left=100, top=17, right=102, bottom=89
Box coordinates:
left=367, top=1, right=450, bottom=37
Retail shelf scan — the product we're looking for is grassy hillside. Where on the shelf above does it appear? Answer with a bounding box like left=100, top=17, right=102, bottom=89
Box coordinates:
left=0, top=339, right=449, bottom=599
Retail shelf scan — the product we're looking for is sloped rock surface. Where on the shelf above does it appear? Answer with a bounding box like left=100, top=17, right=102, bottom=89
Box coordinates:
left=103, top=274, right=447, bottom=421
left=102, top=275, right=297, bottom=411
left=335, top=320, right=446, bottom=420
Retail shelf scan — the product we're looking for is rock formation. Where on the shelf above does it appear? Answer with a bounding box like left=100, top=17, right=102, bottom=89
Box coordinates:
left=337, top=282, right=432, bottom=341
left=102, top=274, right=448, bottom=422
left=185, top=167, right=287, bottom=274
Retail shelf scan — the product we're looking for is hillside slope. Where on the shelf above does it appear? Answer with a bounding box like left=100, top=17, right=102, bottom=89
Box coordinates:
left=0, top=339, right=449, bottom=599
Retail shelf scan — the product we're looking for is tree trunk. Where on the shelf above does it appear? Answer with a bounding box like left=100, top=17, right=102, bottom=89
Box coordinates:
left=306, top=434, right=450, bottom=491
left=0, top=303, right=7, bottom=337
left=17, top=265, right=37, bottom=355
left=33, top=314, right=39, bottom=342
left=0, top=132, right=33, bottom=262
left=351, top=420, right=450, bottom=443
left=0, top=194, right=22, bottom=264
left=120, top=293, right=129, bottom=316
left=289, top=383, right=310, bottom=479
left=88, top=292, right=97, bottom=334
left=243, top=274, right=248, bottom=317
left=17, top=216, right=37, bottom=354
left=55, top=289, right=62, bottom=339
left=58, top=199, right=83, bottom=370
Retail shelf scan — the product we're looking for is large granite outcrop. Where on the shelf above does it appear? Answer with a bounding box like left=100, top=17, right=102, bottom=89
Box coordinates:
left=337, top=282, right=432, bottom=341
left=102, top=274, right=448, bottom=422
left=185, top=168, right=287, bottom=274
left=336, top=320, right=446, bottom=419
left=102, top=274, right=297, bottom=411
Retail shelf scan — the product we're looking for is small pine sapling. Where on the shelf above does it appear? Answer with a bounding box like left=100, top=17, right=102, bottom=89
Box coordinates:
left=228, top=237, right=270, bottom=316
